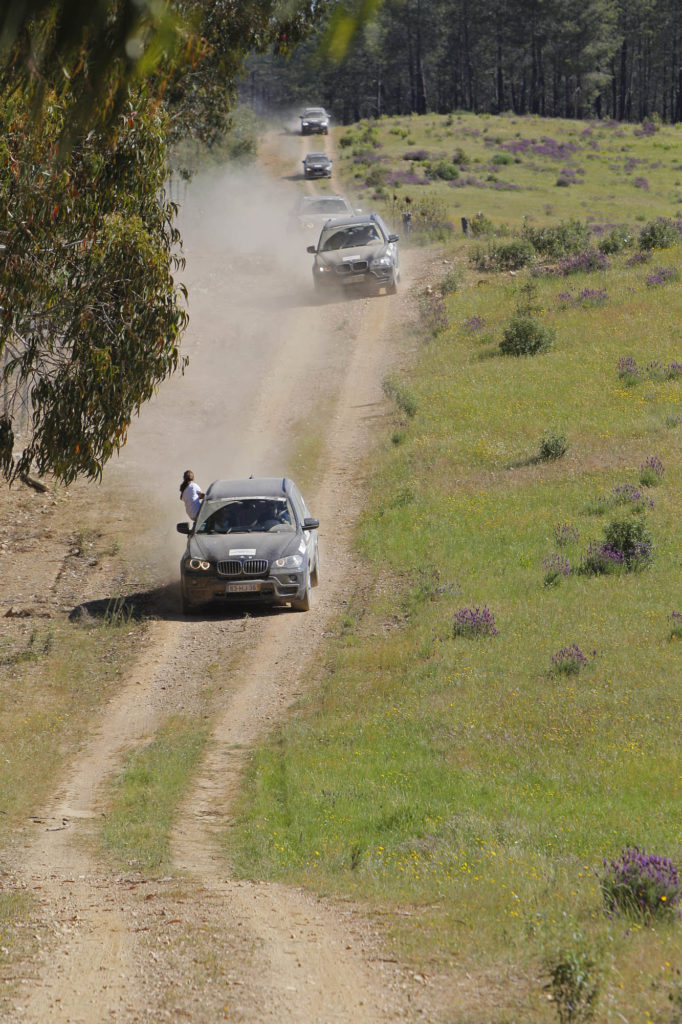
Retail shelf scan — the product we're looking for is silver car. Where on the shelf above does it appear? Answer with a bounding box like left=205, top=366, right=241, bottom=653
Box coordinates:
left=177, top=477, right=319, bottom=614
left=292, top=194, right=355, bottom=233
left=307, top=213, right=400, bottom=294
left=300, top=107, right=329, bottom=135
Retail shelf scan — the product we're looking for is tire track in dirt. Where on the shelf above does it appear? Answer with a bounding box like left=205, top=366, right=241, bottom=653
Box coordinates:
left=4, top=124, right=434, bottom=1021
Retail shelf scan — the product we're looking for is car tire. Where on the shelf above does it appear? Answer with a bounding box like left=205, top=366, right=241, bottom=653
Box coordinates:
left=181, top=591, right=198, bottom=616
left=311, top=556, right=319, bottom=587
left=291, top=570, right=311, bottom=612
left=387, top=271, right=399, bottom=295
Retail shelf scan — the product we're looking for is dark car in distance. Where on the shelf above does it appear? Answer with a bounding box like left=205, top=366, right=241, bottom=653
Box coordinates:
left=307, top=212, right=400, bottom=295
left=177, top=477, right=319, bottom=614
left=302, top=152, right=332, bottom=179
left=300, top=107, right=330, bottom=135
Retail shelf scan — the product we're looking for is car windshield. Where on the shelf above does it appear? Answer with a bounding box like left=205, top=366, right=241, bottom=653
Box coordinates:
left=304, top=199, right=348, bottom=214
left=196, top=498, right=295, bottom=534
left=319, top=223, right=382, bottom=251
left=306, top=154, right=327, bottom=162
left=304, top=109, right=326, bottom=117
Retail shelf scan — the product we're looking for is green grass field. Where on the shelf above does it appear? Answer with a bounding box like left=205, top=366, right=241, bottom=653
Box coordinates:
left=230, top=113, right=682, bottom=1022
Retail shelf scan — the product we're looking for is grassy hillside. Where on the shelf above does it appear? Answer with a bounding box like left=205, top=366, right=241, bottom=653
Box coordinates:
left=230, top=113, right=682, bottom=1022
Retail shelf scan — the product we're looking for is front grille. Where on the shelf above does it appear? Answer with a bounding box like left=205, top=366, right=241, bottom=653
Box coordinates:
left=244, top=559, right=268, bottom=576
left=217, top=559, right=269, bottom=578
left=336, top=260, right=368, bottom=275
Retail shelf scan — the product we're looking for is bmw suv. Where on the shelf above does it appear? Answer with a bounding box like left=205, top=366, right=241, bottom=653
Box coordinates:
left=306, top=213, right=400, bottom=295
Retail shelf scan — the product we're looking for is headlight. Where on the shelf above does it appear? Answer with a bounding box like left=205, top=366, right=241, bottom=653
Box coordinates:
left=371, top=256, right=392, bottom=268
left=273, top=554, right=304, bottom=569
left=316, top=264, right=332, bottom=274
left=188, top=558, right=211, bottom=571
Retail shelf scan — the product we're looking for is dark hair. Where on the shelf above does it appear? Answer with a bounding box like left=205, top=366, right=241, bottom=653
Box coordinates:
left=179, top=469, right=194, bottom=496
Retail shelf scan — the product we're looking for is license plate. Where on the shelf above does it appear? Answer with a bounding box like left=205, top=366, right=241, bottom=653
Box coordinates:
left=227, top=582, right=261, bottom=594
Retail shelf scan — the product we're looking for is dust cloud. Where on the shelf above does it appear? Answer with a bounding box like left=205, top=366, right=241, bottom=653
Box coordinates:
left=105, top=139, right=338, bottom=579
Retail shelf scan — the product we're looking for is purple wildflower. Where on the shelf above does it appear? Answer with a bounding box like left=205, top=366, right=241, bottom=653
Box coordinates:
left=600, top=846, right=680, bottom=920
left=617, top=356, right=640, bottom=383
left=542, top=553, right=572, bottom=585
left=611, top=484, right=654, bottom=510
left=634, top=177, right=649, bottom=191
left=553, top=523, right=580, bottom=546
left=666, top=362, right=682, bottom=379
left=669, top=611, right=682, bottom=639
left=646, top=266, right=679, bottom=287
left=453, top=605, right=499, bottom=638
left=550, top=644, right=592, bottom=674
left=577, top=288, right=608, bottom=305
left=463, top=315, right=486, bottom=332
left=640, top=455, right=665, bottom=486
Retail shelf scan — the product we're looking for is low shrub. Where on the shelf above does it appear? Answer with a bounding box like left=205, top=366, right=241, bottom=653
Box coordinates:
left=600, top=846, right=681, bottom=922
left=545, top=946, right=601, bottom=1024
left=598, top=225, right=634, bottom=254
left=491, top=151, right=513, bottom=165
left=669, top=611, right=682, bottom=640
left=469, top=212, right=494, bottom=236
left=539, top=431, right=569, bottom=460
left=419, top=291, right=449, bottom=335
left=500, top=314, right=555, bottom=356
left=579, top=514, right=652, bottom=575
left=382, top=375, right=418, bottom=418
left=426, top=159, right=460, bottom=181
left=522, top=218, right=589, bottom=259
left=439, top=269, right=461, bottom=294
left=638, top=217, right=681, bottom=251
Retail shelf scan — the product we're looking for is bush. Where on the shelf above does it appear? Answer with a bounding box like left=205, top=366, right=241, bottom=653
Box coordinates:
left=382, top=375, right=417, bottom=418
left=598, top=226, right=634, bottom=254
left=600, top=846, right=681, bottom=922
left=539, top=431, right=569, bottom=460
left=469, top=212, right=494, bottom=236
left=500, top=315, right=555, bottom=356
left=439, top=269, right=461, bottom=294
left=491, top=151, right=513, bottom=165
left=638, top=217, right=681, bottom=251
left=493, top=238, right=535, bottom=270
left=522, top=218, right=589, bottom=259
left=426, top=160, right=459, bottom=181
left=545, top=947, right=601, bottom=1024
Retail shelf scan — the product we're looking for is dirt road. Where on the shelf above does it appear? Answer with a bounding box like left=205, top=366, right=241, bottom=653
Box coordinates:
left=2, top=128, right=439, bottom=1022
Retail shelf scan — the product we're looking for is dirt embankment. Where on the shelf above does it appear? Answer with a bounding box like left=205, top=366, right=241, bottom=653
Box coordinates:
left=1, top=128, right=448, bottom=1022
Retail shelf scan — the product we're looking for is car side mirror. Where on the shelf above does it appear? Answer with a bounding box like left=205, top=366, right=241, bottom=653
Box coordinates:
left=303, top=517, right=319, bottom=530
left=306, top=245, right=317, bottom=254
left=176, top=522, right=191, bottom=535
left=388, top=233, right=399, bottom=243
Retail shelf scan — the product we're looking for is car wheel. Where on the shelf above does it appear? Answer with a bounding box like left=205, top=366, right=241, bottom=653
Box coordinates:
left=181, top=591, right=198, bottom=616
left=311, top=556, right=319, bottom=587
left=387, top=270, right=399, bottom=295
left=291, top=570, right=311, bottom=612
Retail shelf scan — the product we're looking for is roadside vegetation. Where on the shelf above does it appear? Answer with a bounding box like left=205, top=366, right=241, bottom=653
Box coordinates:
left=230, top=112, right=682, bottom=1022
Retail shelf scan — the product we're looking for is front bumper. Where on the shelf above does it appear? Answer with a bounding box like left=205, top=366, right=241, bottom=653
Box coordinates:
left=301, top=124, right=327, bottom=134
left=305, top=167, right=332, bottom=178
left=314, top=263, right=395, bottom=288
left=182, top=570, right=306, bottom=608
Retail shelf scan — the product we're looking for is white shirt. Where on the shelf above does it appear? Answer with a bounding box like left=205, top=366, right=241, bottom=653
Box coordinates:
left=182, top=481, right=203, bottom=520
